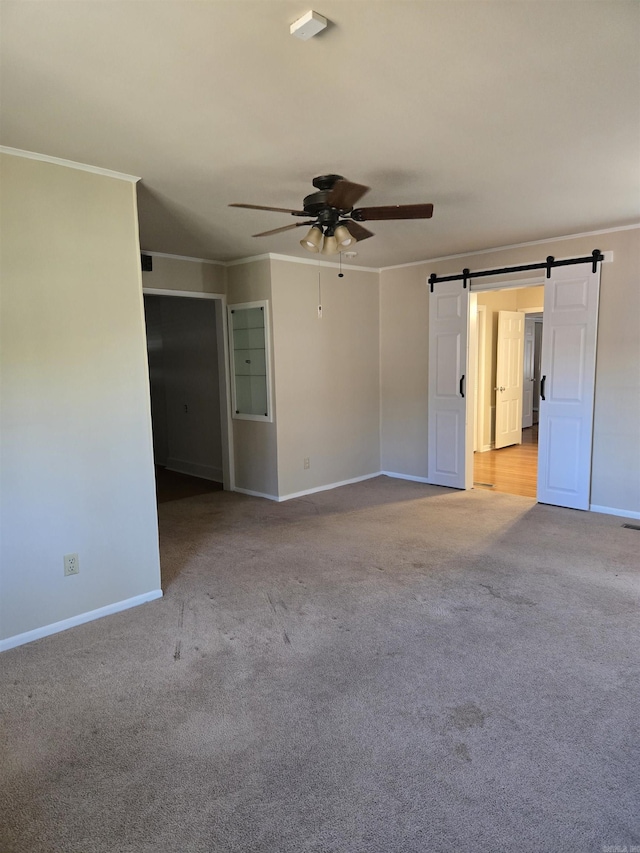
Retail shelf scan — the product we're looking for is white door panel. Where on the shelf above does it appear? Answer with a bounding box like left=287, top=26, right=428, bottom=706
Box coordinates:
left=537, top=263, right=600, bottom=510
left=428, top=282, right=470, bottom=489
left=522, top=318, right=535, bottom=428
left=495, top=310, right=524, bottom=449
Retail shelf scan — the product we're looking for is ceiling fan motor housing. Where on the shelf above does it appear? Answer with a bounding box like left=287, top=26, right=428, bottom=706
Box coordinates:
left=304, top=174, right=349, bottom=225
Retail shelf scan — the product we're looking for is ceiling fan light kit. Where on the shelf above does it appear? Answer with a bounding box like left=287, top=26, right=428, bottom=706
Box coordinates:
left=230, top=174, right=434, bottom=256
left=300, top=224, right=323, bottom=253
left=321, top=231, right=339, bottom=256
left=334, top=223, right=355, bottom=249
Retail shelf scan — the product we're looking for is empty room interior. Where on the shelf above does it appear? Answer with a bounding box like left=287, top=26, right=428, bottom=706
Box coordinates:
left=1, top=3, right=639, bottom=852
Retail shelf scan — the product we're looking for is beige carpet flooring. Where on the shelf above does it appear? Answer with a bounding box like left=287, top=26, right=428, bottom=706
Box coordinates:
left=1, top=477, right=639, bottom=852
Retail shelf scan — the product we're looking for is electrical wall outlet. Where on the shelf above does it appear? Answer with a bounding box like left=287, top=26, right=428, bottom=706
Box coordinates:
left=303, top=457, right=310, bottom=470
left=64, top=553, right=79, bottom=576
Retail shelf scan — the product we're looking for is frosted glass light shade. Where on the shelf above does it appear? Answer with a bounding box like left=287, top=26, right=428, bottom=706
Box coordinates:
left=321, top=234, right=339, bottom=255
left=300, top=224, right=322, bottom=252
left=334, top=223, right=355, bottom=249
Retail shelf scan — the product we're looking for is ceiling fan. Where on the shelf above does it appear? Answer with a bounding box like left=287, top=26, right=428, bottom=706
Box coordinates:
left=229, top=174, right=434, bottom=255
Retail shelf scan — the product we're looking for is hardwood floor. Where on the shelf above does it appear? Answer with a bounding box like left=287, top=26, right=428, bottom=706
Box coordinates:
left=474, top=425, right=538, bottom=498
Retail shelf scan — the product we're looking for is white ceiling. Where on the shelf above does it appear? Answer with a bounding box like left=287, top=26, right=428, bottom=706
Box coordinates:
left=1, top=1, right=638, bottom=268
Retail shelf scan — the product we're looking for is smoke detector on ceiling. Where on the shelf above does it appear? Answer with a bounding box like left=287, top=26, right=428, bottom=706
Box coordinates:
left=290, top=10, right=328, bottom=40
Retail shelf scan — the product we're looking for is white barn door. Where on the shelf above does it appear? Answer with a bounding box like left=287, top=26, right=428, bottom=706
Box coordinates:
left=428, top=281, right=471, bottom=489
left=537, top=262, right=600, bottom=510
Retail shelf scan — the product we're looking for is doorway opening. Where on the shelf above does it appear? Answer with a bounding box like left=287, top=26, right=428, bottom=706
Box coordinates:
left=470, top=286, right=544, bottom=499
left=142, top=289, right=234, bottom=505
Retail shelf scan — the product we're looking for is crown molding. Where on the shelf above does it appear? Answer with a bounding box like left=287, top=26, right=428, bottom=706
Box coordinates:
left=154, top=227, right=634, bottom=274
left=224, top=253, right=272, bottom=267
left=0, top=146, right=140, bottom=182
left=226, top=252, right=378, bottom=272
left=266, top=252, right=379, bottom=273
left=142, top=288, right=226, bottom=300
left=380, top=223, right=640, bottom=271
left=140, top=250, right=225, bottom=266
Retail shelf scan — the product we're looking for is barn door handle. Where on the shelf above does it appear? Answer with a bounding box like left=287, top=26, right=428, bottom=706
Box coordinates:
left=540, top=375, right=546, bottom=400
left=459, top=375, right=465, bottom=398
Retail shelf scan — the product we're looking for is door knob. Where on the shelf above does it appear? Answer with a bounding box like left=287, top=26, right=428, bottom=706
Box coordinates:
left=494, top=386, right=505, bottom=392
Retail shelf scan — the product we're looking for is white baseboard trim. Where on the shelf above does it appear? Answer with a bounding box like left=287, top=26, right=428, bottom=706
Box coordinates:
left=589, top=504, right=640, bottom=521
left=277, top=472, right=381, bottom=502
left=0, top=589, right=163, bottom=653
left=233, top=486, right=280, bottom=501
left=380, top=471, right=431, bottom=484
left=165, top=458, right=222, bottom=482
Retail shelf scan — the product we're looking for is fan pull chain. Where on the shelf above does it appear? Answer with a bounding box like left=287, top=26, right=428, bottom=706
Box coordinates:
left=318, top=268, right=322, bottom=319
left=338, top=253, right=344, bottom=278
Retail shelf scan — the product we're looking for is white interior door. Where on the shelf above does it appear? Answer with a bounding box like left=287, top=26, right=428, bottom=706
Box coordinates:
left=537, top=262, right=600, bottom=510
left=495, top=310, right=524, bottom=449
left=428, top=281, right=471, bottom=489
left=522, top=318, right=535, bottom=429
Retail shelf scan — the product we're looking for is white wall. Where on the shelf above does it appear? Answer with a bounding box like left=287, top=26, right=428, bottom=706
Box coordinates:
left=380, top=228, right=640, bottom=515
left=0, top=152, right=162, bottom=646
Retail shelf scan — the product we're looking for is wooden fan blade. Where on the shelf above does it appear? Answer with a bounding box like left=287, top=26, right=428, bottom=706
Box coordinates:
left=252, top=221, right=315, bottom=237
left=344, top=221, right=374, bottom=242
left=326, top=179, right=370, bottom=211
left=230, top=203, right=308, bottom=216
left=351, top=203, right=434, bottom=221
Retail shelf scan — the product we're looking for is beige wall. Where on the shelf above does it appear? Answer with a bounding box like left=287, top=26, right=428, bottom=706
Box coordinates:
left=142, top=254, right=227, bottom=294
left=270, top=260, right=380, bottom=497
left=0, top=153, right=161, bottom=643
left=226, top=259, right=278, bottom=497
left=380, top=228, right=640, bottom=514
left=379, top=264, right=430, bottom=478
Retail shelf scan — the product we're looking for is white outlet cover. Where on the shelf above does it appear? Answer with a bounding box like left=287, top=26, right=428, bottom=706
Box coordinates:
left=64, top=553, right=79, bottom=576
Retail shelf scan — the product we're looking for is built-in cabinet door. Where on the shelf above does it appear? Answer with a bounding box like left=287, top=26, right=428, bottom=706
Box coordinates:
left=537, top=262, right=600, bottom=510
left=428, top=281, right=471, bottom=489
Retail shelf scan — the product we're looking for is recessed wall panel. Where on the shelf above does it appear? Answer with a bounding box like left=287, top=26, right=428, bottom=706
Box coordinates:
left=435, top=410, right=459, bottom=475
left=550, top=326, right=586, bottom=402
left=436, top=293, right=462, bottom=320
left=436, top=333, right=459, bottom=397
left=546, top=416, right=581, bottom=493
left=553, top=278, right=589, bottom=311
